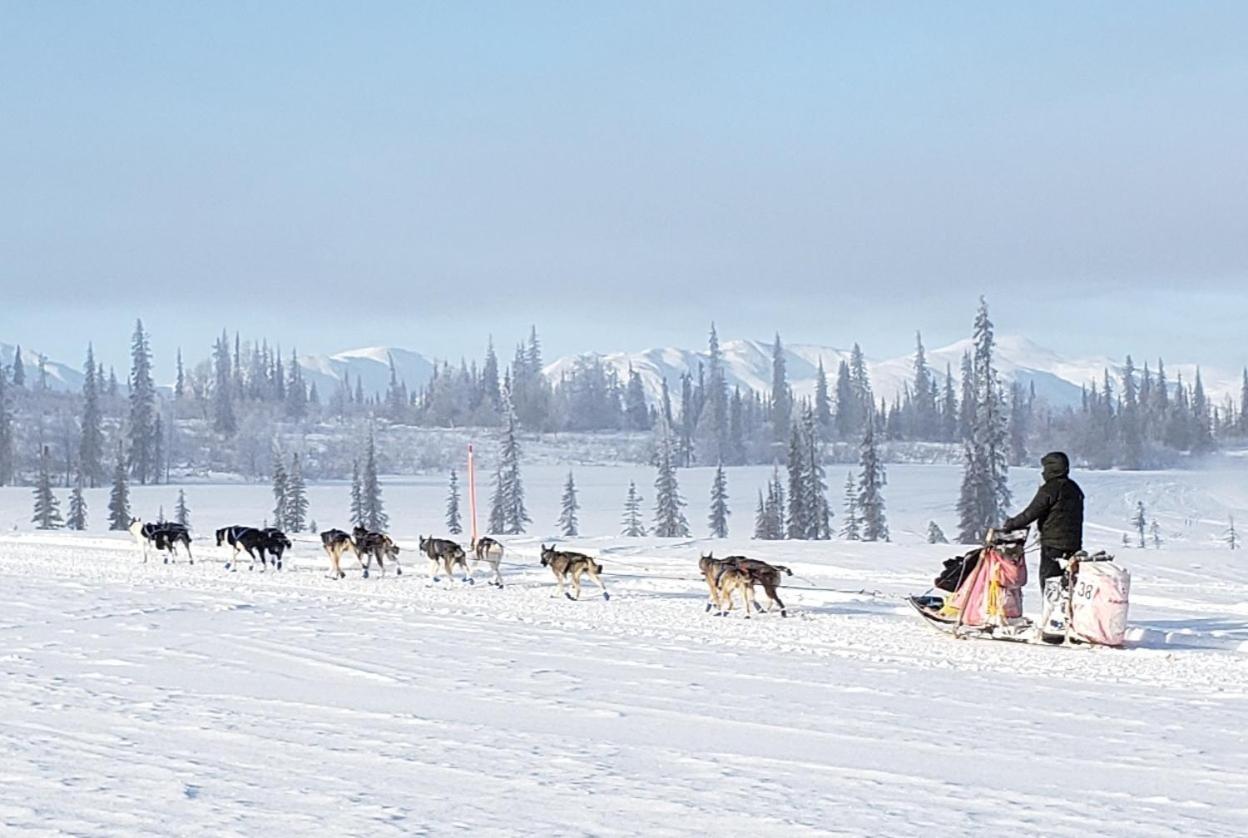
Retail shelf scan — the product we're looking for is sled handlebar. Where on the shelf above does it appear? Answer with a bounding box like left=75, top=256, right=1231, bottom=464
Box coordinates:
left=985, top=528, right=1028, bottom=547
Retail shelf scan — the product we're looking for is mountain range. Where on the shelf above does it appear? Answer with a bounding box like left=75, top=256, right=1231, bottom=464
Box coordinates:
left=5, top=337, right=1240, bottom=409
left=543, top=335, right=1241, bottom=410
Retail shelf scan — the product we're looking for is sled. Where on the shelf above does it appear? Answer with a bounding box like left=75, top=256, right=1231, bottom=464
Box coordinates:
left=911, top=535, right=1130, bottom=649
left=908, top=595, right=1037, bottom=643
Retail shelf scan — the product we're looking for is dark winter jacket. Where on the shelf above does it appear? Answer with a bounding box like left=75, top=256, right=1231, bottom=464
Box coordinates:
left=1001, top=452, right=1084, bottom=552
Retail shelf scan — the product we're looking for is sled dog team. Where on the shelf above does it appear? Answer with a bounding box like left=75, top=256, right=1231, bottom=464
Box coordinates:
left=127, top=517, right=791, bottom=615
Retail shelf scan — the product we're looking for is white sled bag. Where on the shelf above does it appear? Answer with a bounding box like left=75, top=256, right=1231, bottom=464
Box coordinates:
left=1069, top=562, right=1131, bottom=647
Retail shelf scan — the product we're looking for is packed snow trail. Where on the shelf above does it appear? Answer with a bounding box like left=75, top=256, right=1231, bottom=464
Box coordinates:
left=2, top=533, right=1246, bottom=836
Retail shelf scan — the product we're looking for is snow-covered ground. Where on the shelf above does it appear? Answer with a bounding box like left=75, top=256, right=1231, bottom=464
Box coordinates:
left=2, top=465, right=1247, bottom=835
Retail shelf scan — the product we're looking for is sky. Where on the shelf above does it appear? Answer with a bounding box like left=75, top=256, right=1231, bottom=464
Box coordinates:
left=2, top=2, right=1247, bottom=378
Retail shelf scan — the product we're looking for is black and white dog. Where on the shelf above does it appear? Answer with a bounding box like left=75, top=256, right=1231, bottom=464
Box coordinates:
left=216, top=525, right=291, bottom=571
left=130, top=518, right=193, bottom=564
left=260, top=528, right=293, bottom=571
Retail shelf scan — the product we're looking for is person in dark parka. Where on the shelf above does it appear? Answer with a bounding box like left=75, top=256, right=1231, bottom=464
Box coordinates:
left=1000, top=451, right=1084, bottom=591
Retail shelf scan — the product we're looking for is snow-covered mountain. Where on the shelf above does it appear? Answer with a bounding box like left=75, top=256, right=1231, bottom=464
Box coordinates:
left=6, top=337, right=1239, bottom=408
left=0, top=342, right=84, bottom=393
left=297, top=347, right=436, bottom=399
left=544, top=335, right=1242, bottom=410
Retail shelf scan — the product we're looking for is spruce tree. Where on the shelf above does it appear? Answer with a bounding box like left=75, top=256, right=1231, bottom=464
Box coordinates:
left=128, top=319, right=157, bottom=484
left=624, top=365, right=650, bottom=431
left=927, top=521, right=948, bottom=544
left=108, top=441, right=130, bottom=530
left=1239, top=368, right=1248, bottom=437
left=0, top=365, right=12, bottom=486
left=728, top=386, right=746, bottom=466
left=833, top=360, right=854, bottom=439
left=652, top=428, right=689, bottom=537
left=753, top=490, right=768, bottom=539
left=286, top=348, right=308, bottom=421
left=481, top=338, right=501, bottom=411
left=79, top=344, right=105, bottom=487
left=678, top=372, right=695, bottom=467
left=1132, top=501, right=1147, bottom=548
left=1121, top=356, right=1142, bottom=469
left=271, top=458, right=289, bottom=530
left=151, top=413, right=164, bottom=485
left=175, top=348, right=185, bottom=400
left=212, top=332, right=237, bottom=436
left=174, top=488, right=191, bottom=529
left=361, top=432, right=387, bottom=531
left=1192, top=368, right=1214, bottom=453
left=958, top=351, right=975, bottom=441
left=858, top=424, right=888, bottom=542
left=957, top=299, right=1011, bottom=543
left=493, top=396, right=529, bottom=534
left=695, top=323, right=729, bottom=464
left=803, top=406, right=831, bottom=539
left=941, top=364, right=958, bottom=442
left=769, top=469, right=787, bottom=539
left=709, top=462, right=729, bottom=538
left=558, top=470, right=580, bottom=537
left=1007, top=382, right=1028, bottom=467
left=67, top=471, right=88, bottom=531
left=849, top=343, right=873, bottom=435
left=785, top=423, right=808, bottom=539
left=32, top=446, right=63, bottom=529
left=621, top=481, right=646, bottom=537
left=488, top=465, right=507, bottom=534
left=1225, top=515, right=1239, bottom=550
left=11, top=346, right=25, bottom=387
left=814, top=359, right=833, bottom=440
left=285, top=454, right=308, bottom=532
left=911, top=332, right=935, bottom=439
left=446, top=470, right=463, bottom=535
left=349, top=459, right=365, bottom=527
left=771, top=333, right=791, bottom=445
left=841, top=471, right=861, bottom=541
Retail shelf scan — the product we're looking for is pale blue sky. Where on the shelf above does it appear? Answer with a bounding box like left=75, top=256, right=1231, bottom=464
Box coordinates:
left=2, top=2, right=1246, bottom=376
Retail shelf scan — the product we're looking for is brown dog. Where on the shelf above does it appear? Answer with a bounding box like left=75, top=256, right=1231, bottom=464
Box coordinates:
left=540, top=544, right=610, bottom=601
left=698, top=553, right=791, bottom=617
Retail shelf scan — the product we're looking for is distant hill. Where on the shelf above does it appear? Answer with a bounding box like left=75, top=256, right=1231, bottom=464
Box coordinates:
left=1, top=342, right=84, bottom=393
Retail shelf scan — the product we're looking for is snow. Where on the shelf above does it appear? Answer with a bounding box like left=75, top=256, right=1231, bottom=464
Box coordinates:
left=2, top=465, right=1247, bottom=834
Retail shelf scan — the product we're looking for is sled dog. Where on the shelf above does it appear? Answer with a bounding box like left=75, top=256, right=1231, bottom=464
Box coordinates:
left=352, top=526, right=402, bottom=576
left=699, top=553, right=790, bottom=617
left=260, top=527, right=293, bottom=571
left=714, top=566, right=760, bottom=618
left=540, top=544, right=610, bottom=601
left=130, top=518, right=193, bottom=564
left=471, top=536, right=505, bottom=587
left=419, top=536, right=469, bottom=583
left=321, top=529, right=366, bottom=579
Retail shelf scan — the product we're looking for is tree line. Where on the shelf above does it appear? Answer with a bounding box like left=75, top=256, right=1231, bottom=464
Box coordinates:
left=4, top=311, right=1248, bottom=497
